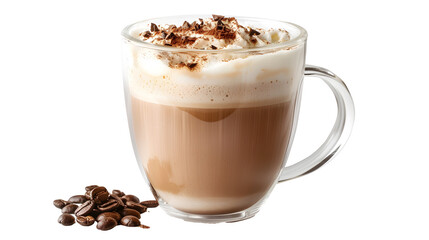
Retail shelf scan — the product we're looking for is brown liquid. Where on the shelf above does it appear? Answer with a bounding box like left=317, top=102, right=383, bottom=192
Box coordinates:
left=131, top=97, right=296, bottom=214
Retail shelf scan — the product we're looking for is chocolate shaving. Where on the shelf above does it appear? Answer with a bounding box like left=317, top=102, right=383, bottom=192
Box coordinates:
left=183, top=36, right=197, bottom=45
left=166, top=32, right=175, bottom=40
left=142, top=31, right=151, bottom=38
left=187, top=63, right=197, bottom=69
left=217, top=20, right=225, bottom=30
left=168, top=25, right=177, bottom=31
left=150, top=23, right=159, bottom=32
left=190, top=21, right=201, bottom=31
left=212, top=14, right=224, bottom=21
left=161, top=31, right=167, bottom=39
left=211, top=45, right=217, bottom=49
left=182, top=21, right=191, bottom=29
left=164, top=43, right=172, bottom=46
left=249, top=28, right=261, bottom=37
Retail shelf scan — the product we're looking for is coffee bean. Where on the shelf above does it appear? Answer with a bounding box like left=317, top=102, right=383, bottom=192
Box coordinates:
left=90, top=208, right=102, bottom=218
left=112, top=189, right=125, bottom=197
left=96, top=217, right=117, bottom=231
left=53, top=199, right=70, bottom=209
left=140, top=200, right=159, bottom=208
left=110, top=194, right=125, bottom=208
left=54, top=185, right=155, bottom=230
left=68, top=195, right=88, bottom=204
left=75, top=200, right=95, bottom=216
left=120, top=216, right=141, bottom=227
left=126, top=201, right=147, bottom=213
left=96, top=212, right=121, bottom=223
left=118, top=208, right=141, bottom=219
left=76, top=216, right=95, bottom=226
left=90, top=186, right=109, bottom=205
left=61, top=204, right=78, bottom=214
left=122, top=194, right=139, bottom=203
left=98, top=199, right=119, bottom=212
left=85, top=185, right=99, bottom=192
left=58, top=214, right=75, bottom=226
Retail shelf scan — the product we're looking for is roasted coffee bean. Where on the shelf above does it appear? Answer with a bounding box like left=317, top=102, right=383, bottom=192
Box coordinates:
left=54, top=185, right=156, bottom=230
left=85, top=191, right=91, bottom=199
left=58, top=213, right=75, bottom=226
left=120, top=216, right=141, bottom=227
left=98, top=199, right=119, bottom=212
left=96, top=212, right=121, bottom=223
left=110, top=194, right=125, bottom=208
left=61, top=204, right=78, bottom=214
left=76, top=216, right=95, bottom=226
left=126, top=201, right=147, bottom=213
left=112, top=189, right=125, bottom=197
left=75, top=200, right=95, bottom=216
left=122, top=194, right=139, bottom=203
left=140, top=200, right=159, bottom=208
left=68, top=195, right=88, bottom=204
left=96, top=217, right=117, bottom=231
left=90, top=186, right=109, bottom=205
left=53, top=199, right=70, bottom=209
left=85, top=185, right=99, bottom=191
left=118, top=208, right=141, bottom=219
left=90, top=208, right=102, bottom=218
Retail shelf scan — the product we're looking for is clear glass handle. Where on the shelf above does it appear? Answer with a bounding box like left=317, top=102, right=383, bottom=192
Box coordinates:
left=279, top=65, right=355, bottom=182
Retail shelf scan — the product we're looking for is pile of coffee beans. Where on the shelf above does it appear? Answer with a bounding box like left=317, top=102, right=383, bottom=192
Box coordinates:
left=54, top=185, right=158, bottom=230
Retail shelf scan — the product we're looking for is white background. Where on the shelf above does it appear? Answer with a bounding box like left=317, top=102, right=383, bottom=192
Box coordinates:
left=1, top=0, right=428, bottom=239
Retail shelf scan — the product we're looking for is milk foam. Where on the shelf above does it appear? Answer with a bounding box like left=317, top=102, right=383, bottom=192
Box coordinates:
left=124, top=16, right=306, bottom=108
left=126, top=45, right=305, bottom=108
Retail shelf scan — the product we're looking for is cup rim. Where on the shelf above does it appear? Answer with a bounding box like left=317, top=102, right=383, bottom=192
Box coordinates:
left=121, top=15, right=308, bottom=53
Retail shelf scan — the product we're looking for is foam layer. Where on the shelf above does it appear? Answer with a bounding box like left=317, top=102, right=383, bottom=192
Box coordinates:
left=126, top=45, right=305, bottom=108
left=123, top=16, right=306, bottom=108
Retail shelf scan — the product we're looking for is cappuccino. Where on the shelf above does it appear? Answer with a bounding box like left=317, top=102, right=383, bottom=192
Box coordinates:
left=124, top=15, right=305, bottom=214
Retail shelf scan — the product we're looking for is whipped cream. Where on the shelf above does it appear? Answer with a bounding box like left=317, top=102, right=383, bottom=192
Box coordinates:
left=136, top=15, right=290, bottom=50
left=123, top=15, right=306, bottom=108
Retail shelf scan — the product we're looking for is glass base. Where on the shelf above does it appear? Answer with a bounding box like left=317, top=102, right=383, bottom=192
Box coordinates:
left=158, top=198, right=262, bottom=223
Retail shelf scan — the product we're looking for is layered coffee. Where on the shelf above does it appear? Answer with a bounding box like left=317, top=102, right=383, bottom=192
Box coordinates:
left=124, top=15, right=305, bottom=214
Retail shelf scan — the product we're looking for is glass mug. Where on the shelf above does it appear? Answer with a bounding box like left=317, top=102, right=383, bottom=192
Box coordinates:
left=121, top=15, right=355, bottom=223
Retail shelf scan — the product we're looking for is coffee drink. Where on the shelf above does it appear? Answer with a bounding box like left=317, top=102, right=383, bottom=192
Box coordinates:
left=131, top=100, right=296, bottom=214
left=124, top=15, right=305, bottom=214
